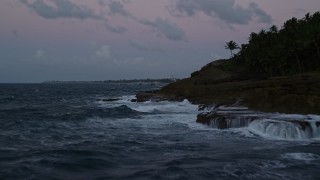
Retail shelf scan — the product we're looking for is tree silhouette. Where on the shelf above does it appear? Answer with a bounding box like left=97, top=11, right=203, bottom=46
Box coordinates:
left=232, top=11, right=320, bottom=76
left=225, top=41, right=239, bottom=58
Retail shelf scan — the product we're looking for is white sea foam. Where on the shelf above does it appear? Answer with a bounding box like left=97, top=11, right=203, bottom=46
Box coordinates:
left=95, top=96, right=208, bottom=131
left=97, top=96, right=320, bottom=141
left=248, top=119, right=320, bottom=141
left=97, top=96, right=198, bottom=114
left=231, top=127, right=256, bottom=138
left=281, top=153, right=320, bottom=161
left=130, top=99, right=198, bottom=114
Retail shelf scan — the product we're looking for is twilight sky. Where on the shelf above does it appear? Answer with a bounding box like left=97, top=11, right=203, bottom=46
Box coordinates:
left=1, top=0, right=319, bottom=82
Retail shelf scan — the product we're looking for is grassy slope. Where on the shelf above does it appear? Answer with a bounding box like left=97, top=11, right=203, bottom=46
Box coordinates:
left=159, top=60, right=320, bottom=115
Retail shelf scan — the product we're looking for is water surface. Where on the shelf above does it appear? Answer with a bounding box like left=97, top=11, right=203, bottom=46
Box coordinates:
left=0, top=83, right=319, bottom=179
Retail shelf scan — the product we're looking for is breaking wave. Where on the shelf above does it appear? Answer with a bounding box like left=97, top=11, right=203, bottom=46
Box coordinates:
left=281, top=153, right=320, bottom=161
left=248, top=119, right=320, bottom=140
left=96, top=96, right=198, bottom=114
left=198, top=105, right=320, bottom=141
left=2, top=83, right=320, bottom=179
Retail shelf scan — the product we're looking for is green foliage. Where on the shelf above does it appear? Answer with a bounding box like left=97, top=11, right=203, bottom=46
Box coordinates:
left=234, top=12, right=320, bottom=77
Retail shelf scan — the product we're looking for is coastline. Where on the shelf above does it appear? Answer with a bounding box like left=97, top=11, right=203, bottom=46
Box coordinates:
left=135, top=60, right=320, bottom=115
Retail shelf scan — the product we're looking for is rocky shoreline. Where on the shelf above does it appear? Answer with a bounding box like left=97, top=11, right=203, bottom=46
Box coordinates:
left=132, top=59, right=320, bottom=130
left=196, top=105, right=319, bottom=129
left=132, top=91, right=320, bottom=136
left=153, top=60, right=320, bottom=115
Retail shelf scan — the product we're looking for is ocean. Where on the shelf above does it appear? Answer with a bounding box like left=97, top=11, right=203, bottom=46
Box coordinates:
left=0, top=82, right=320, bottom=179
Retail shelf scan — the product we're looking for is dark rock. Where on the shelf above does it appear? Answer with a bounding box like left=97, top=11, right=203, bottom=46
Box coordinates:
left=198, top=103, right=222, bottom=111
left=135, top=91, right=167, bottom=102
left=197, top=105, right=320, bottom=135
left=100, top=98, right=121, bottom=102
left=159, top=59, right=320, bottom=115
left=196, top=106, right=259, bottom=129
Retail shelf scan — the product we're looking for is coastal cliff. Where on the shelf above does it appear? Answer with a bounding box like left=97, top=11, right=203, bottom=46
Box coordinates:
left=159, top=12, right=320, bottom=115
left=136, top=12, right=320, bottom=115
left=157, top=59, right=320, bottom=115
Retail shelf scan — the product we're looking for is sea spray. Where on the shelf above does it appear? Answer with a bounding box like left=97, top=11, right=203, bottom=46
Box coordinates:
left=196, top=105, right=320, bottom=141
left=248, top=119, right=308, bottom=140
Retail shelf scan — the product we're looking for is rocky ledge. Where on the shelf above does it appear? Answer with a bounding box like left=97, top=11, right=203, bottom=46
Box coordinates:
left=157, top=60, right=320, bottom=115
left=134, top=59, right=320, bottom=135
left=196, top=105, right=320, bottom=139
left=197, top=105, right=319, bottom=129
left=197, top=106, right=259, bottom=129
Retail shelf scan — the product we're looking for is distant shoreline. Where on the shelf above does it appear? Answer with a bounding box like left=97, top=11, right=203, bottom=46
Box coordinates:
left=42, top=78, right=177, bottom=84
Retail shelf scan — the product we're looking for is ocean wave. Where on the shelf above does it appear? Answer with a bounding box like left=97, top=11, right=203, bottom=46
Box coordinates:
left=281, top=153, right=320, bottom=161
left=248, top=119, right=320, bottom=141
left=99, top=105, right=146, bottom=118
left=0, top=96, right=15, bottom=102
left=199, top=105, right=320, bottom=141
left=97, top=96, right=198, bottom=114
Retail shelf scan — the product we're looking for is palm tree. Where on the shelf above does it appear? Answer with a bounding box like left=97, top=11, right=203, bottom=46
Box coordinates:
left=225, top=41, right=239, bottom=58
left=269, top=25, right=278, bottom=33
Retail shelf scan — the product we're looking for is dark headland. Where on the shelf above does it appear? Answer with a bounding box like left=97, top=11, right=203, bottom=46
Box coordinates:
left=136, top=12, right=320, bottom=115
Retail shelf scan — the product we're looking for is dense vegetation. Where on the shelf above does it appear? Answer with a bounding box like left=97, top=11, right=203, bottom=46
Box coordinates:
left=232, top=12, right=320, bottom=77
left=157, top=12, right=320, bottom=114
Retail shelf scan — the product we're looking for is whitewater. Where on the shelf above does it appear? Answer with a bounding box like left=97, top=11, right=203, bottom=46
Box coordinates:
left=0, top=82, right=319, bottom=179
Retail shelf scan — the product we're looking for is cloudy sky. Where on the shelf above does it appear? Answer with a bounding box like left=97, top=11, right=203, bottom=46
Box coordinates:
left=1, top=0, right=319, bottom=82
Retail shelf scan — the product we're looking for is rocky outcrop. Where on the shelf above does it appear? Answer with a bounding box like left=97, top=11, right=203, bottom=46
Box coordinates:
left=158, top=60, right=320, bottom=115
left=196, top=105, right=320, bottom=140
left=100, top=98, right=121, bottom=102
left=131, top=59, right=320, bottom=139
left=133, top=91, right=168, bottom=102
left=134, top=60, right=320, bottom=114
left=196, top=106, right=260, bottom=129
